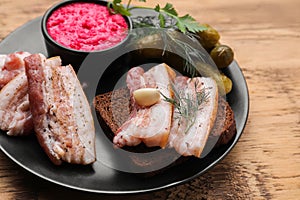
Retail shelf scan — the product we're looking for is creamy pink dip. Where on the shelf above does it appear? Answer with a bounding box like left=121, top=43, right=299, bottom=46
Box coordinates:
left=46, top=2, right=128, bottom=52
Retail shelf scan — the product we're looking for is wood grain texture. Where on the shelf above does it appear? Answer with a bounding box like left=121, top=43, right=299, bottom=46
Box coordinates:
left=0, top=0, right=299, bottom=199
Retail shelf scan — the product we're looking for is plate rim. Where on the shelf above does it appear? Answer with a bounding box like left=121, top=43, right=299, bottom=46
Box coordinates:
left=0, top=16, right=250, bottom=194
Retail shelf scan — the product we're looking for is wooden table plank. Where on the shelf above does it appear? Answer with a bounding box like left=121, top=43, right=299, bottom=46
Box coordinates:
left=0, top=0, right=299, bottom=199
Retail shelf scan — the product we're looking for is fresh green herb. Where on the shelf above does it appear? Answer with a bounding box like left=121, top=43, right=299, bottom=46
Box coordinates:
left=160, top=30, right=207, bottom=77
left=152, top=3, right=206, bottom=33
left=160, top=80, right=210, bottom=133
left=107, top=0, right=146, bottom=15
left=107, top=0, right=130, bottom=16
left=108, top=0, right=207, bottom=34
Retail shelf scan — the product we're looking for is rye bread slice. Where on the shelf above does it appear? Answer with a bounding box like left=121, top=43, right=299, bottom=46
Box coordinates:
left=94, top=88, right=131, bottom=135
left=93, top=88, right=237, bottom=175
left=93, top=88, right=236, bottom=148
left=211, top=98, right=237, bottom=147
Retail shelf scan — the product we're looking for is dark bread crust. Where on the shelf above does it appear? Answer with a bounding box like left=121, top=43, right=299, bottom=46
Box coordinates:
left=93, top=88, right=236, bottom=175
left=211, top=97, right=237, bottom=147
left=94, top=89, right=236, bottom=148
left=93, top=88, right=131, bottom=134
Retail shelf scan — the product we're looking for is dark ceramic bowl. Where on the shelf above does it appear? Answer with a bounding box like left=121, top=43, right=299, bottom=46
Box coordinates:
left=41, top=0, right=132, bottom=72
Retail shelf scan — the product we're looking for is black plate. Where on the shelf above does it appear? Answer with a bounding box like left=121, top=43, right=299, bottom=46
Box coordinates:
left=0, top=16, right=249, bottom=194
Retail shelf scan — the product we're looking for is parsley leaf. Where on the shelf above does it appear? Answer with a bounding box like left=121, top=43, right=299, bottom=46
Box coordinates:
left=154, top=4, right=160, bottom=12
left=178, top=14, right=207, bottom=33
left=109, top=0, right=207, bottom=34
left=158, top=13, right=165, bottom=28
left=108, top=0, right=131, bottom=16
left=155, top=3, right=206, bottom=33
left=161, top=3, right=178, bottom=16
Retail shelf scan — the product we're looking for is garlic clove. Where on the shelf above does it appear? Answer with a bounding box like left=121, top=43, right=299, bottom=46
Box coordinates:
left=133, top=88, right=160, bottom=107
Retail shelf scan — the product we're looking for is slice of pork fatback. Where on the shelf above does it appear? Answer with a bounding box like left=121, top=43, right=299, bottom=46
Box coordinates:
left=113, top=63, right=176, bottom=148
left=24, top=54, right=96, bottom=165
left=0, top=72, right=32, bottom=136
left=168, top=76, right=219, bottom=157
left=0, top=52, right=31, bottom=89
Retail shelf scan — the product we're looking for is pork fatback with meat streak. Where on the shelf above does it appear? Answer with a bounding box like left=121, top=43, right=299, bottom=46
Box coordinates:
left=24, top=54, right=96, bottom=165
left=113, top=63, right=176, bottom=148
left=0, top=52, right=32, bottom=136
left=167, top=76, right=219, bottom=157
left=0, top=72, right=32, bottom=136
left=0, top=52, right=31, bottom=89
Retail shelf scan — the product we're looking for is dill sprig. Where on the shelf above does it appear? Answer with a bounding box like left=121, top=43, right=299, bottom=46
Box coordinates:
left=161, top=79, right=210, bottom=133
left=161, top=31, right=208, bottom=77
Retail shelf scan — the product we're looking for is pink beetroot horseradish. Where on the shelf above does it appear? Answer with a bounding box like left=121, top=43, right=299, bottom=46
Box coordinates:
left=46, top=2, right=129, bottom=52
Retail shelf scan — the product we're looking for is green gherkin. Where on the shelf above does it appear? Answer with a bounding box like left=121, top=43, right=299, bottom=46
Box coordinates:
left=210, top=44, right=234, bottom=69
left=196, top=24, right=220, bottom=51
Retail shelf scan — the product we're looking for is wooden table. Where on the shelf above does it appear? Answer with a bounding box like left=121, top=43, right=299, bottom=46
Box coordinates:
left=0, top=0, right=299, bottom=199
